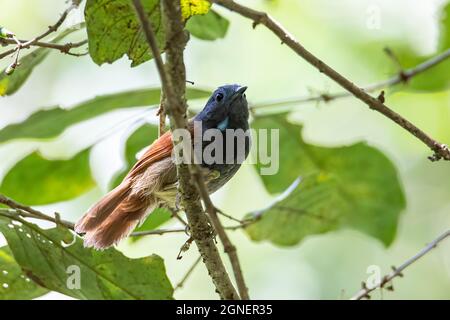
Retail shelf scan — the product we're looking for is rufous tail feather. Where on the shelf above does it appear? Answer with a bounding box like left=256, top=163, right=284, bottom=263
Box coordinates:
left=80, top=194, right=154, bottom=249
left=74, top=181, right=132, bottom=234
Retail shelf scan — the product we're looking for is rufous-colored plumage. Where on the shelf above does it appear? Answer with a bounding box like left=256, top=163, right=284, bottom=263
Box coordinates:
left=75, top=131, right=177, bottom=249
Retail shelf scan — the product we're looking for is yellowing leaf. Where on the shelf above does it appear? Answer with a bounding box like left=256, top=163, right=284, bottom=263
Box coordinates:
left=181, top=0, right=211, bottom=20
left=0, top=77, right=9, bottom=96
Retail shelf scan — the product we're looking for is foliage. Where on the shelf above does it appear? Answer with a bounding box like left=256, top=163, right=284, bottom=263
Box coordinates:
left=186, top=10, right=229, bottom=41
left=85, top=0, right=163, bottom=67
left=0, top=246, right=49, bottom=299
left=0, top=216, right=173, bottom=300
left=0, top=149, right=94, bottom=205
left=0, top=24, right=85, bottom=96
left=247, top=116, right=405, bottom=246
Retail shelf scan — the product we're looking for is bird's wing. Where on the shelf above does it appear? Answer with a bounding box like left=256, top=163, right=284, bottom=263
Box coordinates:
left=126, top=130, right=174, bottom=179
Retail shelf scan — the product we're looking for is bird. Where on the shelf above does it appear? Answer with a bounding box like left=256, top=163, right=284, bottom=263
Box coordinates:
left=75, top=84, right=250, bottom=249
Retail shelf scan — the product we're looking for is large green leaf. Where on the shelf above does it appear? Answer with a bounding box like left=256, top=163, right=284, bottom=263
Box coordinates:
left=85, top=0, right=163, bottom=67
left=0, top=24, right=85, bottom=97
left=186, top=10, right=229, bottom=41
left=0, top=88, right=210, bottom=144
left=0, top=246, right=48, bottom=299
left=248, top=115, right=406, bottom=246
left=0, top=149, right=95, bottom=205
left=0, top=215, right=173, bottom=300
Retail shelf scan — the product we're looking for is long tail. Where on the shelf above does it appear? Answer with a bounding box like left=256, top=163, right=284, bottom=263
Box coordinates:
left=75, top=181, right=152, bottom=249
left=75, top=181, right=131, bottom=234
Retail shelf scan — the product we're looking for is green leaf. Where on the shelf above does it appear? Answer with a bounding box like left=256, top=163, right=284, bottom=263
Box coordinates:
left=0, top=88, right=210, bottom=144
left=186, top=10, right=230, bottom=41
left=85, top=0, right=163, bottom=67
left=249, top=115, right=406, bottom=246
left=0, top=246, right=48, bottom=299
left=0, top=149, right=95, bottom=205
left=0, top=216, right=174, bottom=300
left=0, top=24, right=85, bottom=97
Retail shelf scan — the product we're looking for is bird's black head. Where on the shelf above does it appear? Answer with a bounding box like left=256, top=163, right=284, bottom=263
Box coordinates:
left=195, top=84, right=249, bottom=130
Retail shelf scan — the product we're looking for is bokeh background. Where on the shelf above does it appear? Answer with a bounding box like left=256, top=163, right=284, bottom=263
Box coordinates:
left=0, top=0, right=449, bottom=299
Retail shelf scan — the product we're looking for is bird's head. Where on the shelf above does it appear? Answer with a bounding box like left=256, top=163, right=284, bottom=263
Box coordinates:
left=195, top=84, right=248, bottom=128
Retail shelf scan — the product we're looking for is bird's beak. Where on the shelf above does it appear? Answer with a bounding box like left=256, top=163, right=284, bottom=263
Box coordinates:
left=236, top=86, right=247, bottom=96
left=231, top=86, right=247, bottom=103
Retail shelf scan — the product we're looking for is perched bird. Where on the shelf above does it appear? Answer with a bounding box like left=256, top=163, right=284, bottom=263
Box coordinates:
left=75, top=84, right=250, bottom=249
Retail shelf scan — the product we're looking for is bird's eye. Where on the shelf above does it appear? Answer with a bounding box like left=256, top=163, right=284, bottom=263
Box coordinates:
left=216, top=93, right=224, bottom=102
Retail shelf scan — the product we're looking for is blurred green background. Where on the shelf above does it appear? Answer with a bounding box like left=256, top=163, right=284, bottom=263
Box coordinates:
left=0, top=0, right=449, bottom=299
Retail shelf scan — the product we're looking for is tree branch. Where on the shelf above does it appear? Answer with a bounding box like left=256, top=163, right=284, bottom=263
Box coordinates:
left=131, top=0, right=239, bottom=299
left=0, top=194, right=74, bottom=229
left=211, top=0, right=450, bottom=161
left=351, top=229, right=450, bottom=300
left=0, top=39, right=88, bottom=59
left=0, top=3, right=86, bottom=74
left=251, top=48, right=450, bottom=111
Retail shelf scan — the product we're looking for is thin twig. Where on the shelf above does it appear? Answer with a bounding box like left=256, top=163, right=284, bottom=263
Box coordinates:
left=170, top=209, right=189, bottom=227
left=0, top=194, right=74, bottom=229
left=216, top=208, right=245, bottom=224
left=0, top=39, right=88, bottom=59
left=132, top=0, right=239, bottom=300
left=212, top=0, right=450, bottom=161
left=351, top=230, right=450, bottom=300
left=130, top=227, right=187, bottom=237
left=1, top=5, right=74, bottom=56
left=174, top=256, right=202, bottom=291
left=130, top=223, right=250, bottom=237
left=252, top=48, right=450, bottom=111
